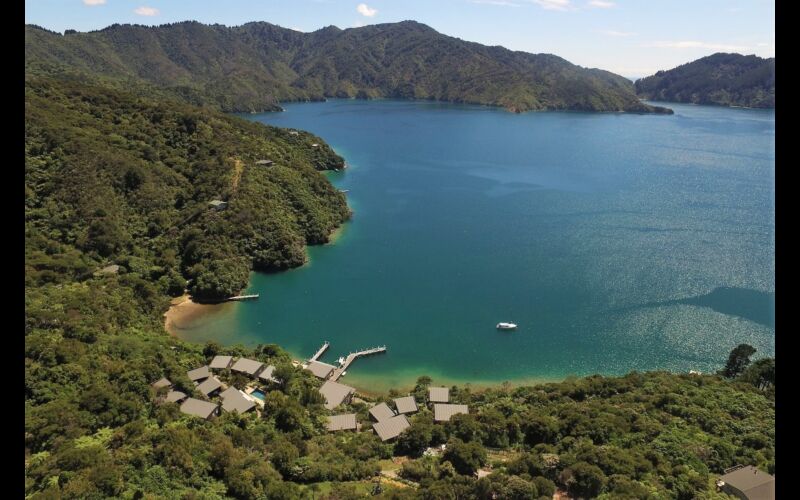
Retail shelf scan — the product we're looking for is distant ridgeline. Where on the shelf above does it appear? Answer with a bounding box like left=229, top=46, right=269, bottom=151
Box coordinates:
left=635, top=53, right=775, bottom=108
left=25, top=21, right=673, bottom=114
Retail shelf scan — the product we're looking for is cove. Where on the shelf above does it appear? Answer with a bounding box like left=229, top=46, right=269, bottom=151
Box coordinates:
left=172, top=99, right=775, bottom=393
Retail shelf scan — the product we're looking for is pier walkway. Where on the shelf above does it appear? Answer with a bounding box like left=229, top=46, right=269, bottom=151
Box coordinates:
left=309, top=342, right=330, bottom=363
left=330, top=346, right=387, bottom=381
left=227, top=294, right=259, bottom=301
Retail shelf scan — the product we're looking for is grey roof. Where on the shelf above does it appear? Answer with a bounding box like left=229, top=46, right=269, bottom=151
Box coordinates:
left=394, top=396, right=418, bottom=414
left=719, top=466, right=775, bottom=500
left=326, top=414, right=358, bottom=431
left=258, top=365, right=278, bottom=383
left=196, top=376, right=222, bottom=396
left=255, top=159, right=274, bottom=165
left=429, top=387, right=449, bottom=403
left=209, top=355, right=233, bottom=369
left=369, top=402, right=396, bottom=422
left=433, top=404, right=469, bottom=422
left=306, top=361, right=336, bottom=379
left=219, top=386, right=241, bottom=400
left=231, top=358, right=264, bottom=375
left=373, top=414, right=411, bottom=441
left=220, top=388, right=256, bottom=414
left=187, top=366, right=210, bottom=381
left=165, top=390, right=188, bottom=403
left=180, top=398, right=218, bottom=419
left=209, top=199, right=227, bottom=206
left=152, top=377, right=172, bottom=389
left=319, top=380, right=356, bottom=410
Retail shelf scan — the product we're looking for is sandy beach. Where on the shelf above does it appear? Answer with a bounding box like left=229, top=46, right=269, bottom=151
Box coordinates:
left=164, top=294, right=230, bottom=336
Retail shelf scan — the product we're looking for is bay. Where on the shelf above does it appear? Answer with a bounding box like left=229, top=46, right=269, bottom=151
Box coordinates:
left=174, top=99, right=775, bottom=393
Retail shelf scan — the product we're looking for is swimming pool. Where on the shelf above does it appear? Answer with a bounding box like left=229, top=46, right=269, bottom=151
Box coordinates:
left=250, top=389, right=266, bottom=401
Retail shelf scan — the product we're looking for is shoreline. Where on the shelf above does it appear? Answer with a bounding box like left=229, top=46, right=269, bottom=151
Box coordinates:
left=164, top=294, right=232, bottom=336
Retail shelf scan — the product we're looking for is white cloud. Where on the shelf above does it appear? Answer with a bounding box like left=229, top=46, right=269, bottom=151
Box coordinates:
left=588, top=0, right=615, bottom=7
left=531, top=0, right=571, bottom=10
left=644, top=40, right=748, bottom=52
left=133, top=6, right=159, bottom=16
left=290, top=26, right=305, bottom=32
left=600, top=30, right=636, bottom=37
left=356, top=3, right=377, bottom=17
left=470, top=0, right=521, bottom=6
left=83, top=0, right=106, bottom=5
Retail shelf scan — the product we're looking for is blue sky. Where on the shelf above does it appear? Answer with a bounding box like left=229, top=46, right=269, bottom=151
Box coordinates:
left=25, top=0, right=774, bottom=79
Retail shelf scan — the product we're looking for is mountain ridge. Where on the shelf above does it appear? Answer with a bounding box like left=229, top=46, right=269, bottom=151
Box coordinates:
left=26, top=20, right=673, bottom=114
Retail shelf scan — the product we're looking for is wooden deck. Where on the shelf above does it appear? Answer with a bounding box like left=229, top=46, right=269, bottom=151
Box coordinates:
left=330, top=346, right=387, bottom=381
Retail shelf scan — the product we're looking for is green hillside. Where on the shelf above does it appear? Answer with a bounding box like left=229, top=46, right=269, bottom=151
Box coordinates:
left=26, top=76, right=350, bottom=301
left=635, top=53, right=775, bottom=108
left=26, top=21, right=673, bottom=114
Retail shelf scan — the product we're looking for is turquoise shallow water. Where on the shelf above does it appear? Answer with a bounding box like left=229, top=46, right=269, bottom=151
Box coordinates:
left=175, top=100, right=775, bottom=392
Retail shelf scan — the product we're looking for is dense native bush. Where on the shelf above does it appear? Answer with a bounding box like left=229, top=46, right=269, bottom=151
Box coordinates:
left=25, top=75, right=772, bottom=498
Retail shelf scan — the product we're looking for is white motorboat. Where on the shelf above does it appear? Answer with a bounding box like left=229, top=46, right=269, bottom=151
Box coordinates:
left=496, top=322, right=517, bottom=330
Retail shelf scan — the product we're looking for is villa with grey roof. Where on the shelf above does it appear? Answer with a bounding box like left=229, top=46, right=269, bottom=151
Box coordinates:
left=319, top=380, right=356, bottom=410
left=196, top=376, right=223, bottom=397
left=209, top=355, right=233, bottom=370
left=716, top=465, right=775, bottom=500
left=429, top=387, right=449, bottom=403
left=231, top=358, right=264, bottom=376
left=369, top=402, right=396, bottom=422
left=180, top=398, right=219, bottom=420
left=151, top=377, right=172, bottom=390
left=393, top=396, right=418, bottom=414
left=326, top=414, right=358, bottom=432
left=258, top=365, right=278, bottom=384
left=219, top=387, right=256, bottom=414
left=434, top=403, right=469, bottom=422
left=187, top=366, right=211, bottom=382
left=373, top=414, right=411, bottom=442
left=306, top=360, right=336, bottom=379
left=165, top=390, right=188, bottom=404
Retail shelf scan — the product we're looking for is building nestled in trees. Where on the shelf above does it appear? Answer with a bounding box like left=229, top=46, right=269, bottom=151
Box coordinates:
left=230, top=357, right=264, bottom=376
left=373, top=414, right=411, bottom=441
left=369, top=402, right=396, bottom=422
left=180, top=398, right=219, bottom=420
left=326, top=414, right=358, bottom=432
left=433, top=404, right=469, bottom=422
left=319, top=380, right=355, bottom=410
left=306, top=360, right=336, bottom=379
left=716, top=465, right=775, bottom=500
left=429, top=387, right=449, bottom=404
left=187, top=365, right=211, bottom=382
left=209, top=355, right=233, bottom=369
left=394, top=396, right=419, bottom=414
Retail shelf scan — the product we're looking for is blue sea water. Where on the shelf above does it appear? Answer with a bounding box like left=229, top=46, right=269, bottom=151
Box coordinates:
left=175, top=100, right=775, bottom=392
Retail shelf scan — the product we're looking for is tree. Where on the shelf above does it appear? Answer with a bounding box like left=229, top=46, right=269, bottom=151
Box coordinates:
left=722, top=344, right=757, bottom=378
left=560, top=462, right=607, bottom=499
left=442, top=438, right=486, bottom=476
left=395, top=421, right=433, bottom=458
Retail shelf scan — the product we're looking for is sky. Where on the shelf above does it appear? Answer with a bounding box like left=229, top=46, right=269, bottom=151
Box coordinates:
left=25, top=0, right=775, bottom=79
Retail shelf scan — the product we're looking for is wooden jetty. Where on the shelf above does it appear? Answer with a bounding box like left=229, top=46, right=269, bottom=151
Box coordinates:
left=227, top=294, right=259, bottom=301
left=309, top=341, right=330, bottom=363
left=330, top=346, right=387, bottom=381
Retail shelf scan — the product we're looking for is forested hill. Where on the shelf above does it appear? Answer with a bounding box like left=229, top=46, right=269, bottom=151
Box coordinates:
left=26, top=76, right=350, bottom=301
left=635, top=53, right=775, bottom=108
left=25, top=21, right=672, bottom=114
